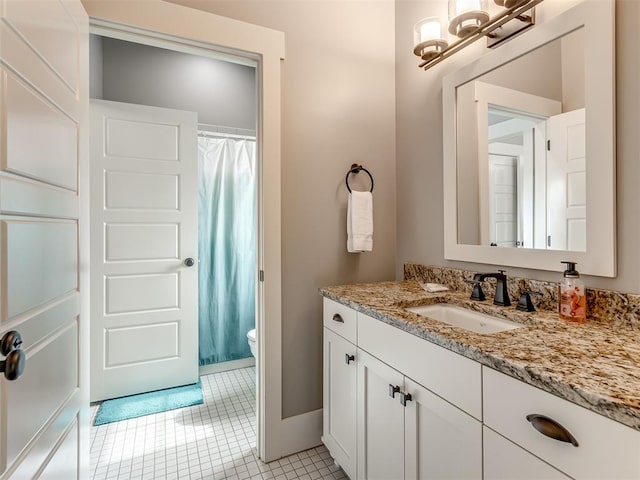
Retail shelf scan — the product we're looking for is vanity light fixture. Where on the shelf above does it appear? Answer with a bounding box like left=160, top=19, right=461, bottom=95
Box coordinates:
left=413, top=0, right=542, bottom=71
left=448, top=0, right=490, bottom=38
left=413, top=17, right=449, bottom=63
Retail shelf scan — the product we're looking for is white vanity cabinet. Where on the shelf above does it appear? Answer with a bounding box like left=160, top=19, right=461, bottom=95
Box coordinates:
left=322, top=299, right=358, bottom=479
left=322, top=298, right=482, bottom=480
left=483, top=367, right=640, bottom=479
left=357, top=348, right=482, bottom=480
left=356, top=349, right=405, bottom=479
left=357, top=313, right=482, bottom=480
left=323, top=297, right=640, bottom=480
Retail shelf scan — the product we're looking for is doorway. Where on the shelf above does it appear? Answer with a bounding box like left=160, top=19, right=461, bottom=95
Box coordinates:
left=84, top=3, right=286, bottom=461
left=88, top=31, right=260, bottom=451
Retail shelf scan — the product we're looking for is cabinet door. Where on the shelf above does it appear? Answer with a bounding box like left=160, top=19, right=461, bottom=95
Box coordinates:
left=404, top=378, right=482, bottom=480
left=357, top=349, right=405, bottom=480
left=323, top=328, right=357, bottom=479
left=484, top=427, right=570, bottom=480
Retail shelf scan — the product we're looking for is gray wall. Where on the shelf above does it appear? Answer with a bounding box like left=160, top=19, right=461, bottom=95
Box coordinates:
left=169, top=0, right=397, bottom=418
left=396, top=0, right=640, bottom=293
left=93, top=36, right=256, bottom=130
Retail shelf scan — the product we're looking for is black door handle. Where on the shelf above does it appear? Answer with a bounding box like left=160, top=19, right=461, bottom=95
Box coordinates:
left=0, top=331, right=26, bottom=381
left=184, top=258, right=195, bottom=267
left=1, top=330, right=23, bottom=356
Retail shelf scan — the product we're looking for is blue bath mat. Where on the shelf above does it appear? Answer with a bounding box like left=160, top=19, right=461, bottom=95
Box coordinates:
left=93, top=380, right=203, bottom=426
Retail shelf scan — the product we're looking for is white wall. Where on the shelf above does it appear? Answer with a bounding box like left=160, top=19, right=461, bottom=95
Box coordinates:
left=168, top=0, right=397, bottom=418
left=396, top=0, right=640, bottom=293
left=94, top=36, right=256, bottom=130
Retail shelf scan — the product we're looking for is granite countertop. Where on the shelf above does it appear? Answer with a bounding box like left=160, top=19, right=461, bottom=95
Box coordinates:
left=320, top=280, right=640, bottom=431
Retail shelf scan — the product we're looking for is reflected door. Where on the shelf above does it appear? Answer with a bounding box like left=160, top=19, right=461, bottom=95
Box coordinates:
left=90, top=100, right=198, bottom=401
left=488, top=154, right=518, bottom=247
left=546, top=109, right=586, bottom=251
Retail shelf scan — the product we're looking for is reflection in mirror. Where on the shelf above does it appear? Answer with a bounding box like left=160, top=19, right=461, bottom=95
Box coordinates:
left=455, top=28, right=585, bottom=251
left=443, top=0, right=615, bottom=276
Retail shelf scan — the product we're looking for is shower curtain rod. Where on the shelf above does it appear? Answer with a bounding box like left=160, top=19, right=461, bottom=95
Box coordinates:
left=197, top=130, right=256, bottom=141
left=197, top=122, right=256, bottom=140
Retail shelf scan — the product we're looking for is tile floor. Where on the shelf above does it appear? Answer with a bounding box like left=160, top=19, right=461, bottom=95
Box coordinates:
left=90, top=367, right=347, bottom=480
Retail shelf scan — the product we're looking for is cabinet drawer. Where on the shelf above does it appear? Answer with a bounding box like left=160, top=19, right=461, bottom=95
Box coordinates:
left=484, top=426, right=570, bottom=480
left=483, top=367, right=640, bottom=479
left=358, top=312, right=481, bottom=420
left=323, top=298, right=357, bottom=343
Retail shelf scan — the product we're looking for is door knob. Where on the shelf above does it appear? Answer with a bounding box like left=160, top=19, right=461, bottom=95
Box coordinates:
left=1, top=349, right=26, bottom=381
left=0, top=331, right=25, bottom=381
left=1, top=330, right=23, bottom=356
left=184, top=258, right=195, bottom=267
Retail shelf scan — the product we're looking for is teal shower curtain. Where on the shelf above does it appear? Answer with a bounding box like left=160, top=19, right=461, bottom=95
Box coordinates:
left=198, top=135, right=256, bottom=366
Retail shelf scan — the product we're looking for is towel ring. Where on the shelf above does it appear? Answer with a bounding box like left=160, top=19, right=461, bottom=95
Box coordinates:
left=345, top=163, right=374, bottom=193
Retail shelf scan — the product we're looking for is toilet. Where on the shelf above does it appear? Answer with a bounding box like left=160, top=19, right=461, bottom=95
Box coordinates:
left=247, top=328, right=257, bottom=357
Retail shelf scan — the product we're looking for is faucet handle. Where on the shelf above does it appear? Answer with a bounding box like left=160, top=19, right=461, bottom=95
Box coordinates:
left=464, top=279, right=486, bottom=301
left=517, top=291, right=543, bottom=312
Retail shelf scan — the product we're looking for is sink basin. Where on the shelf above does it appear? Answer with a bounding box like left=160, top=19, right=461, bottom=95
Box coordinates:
left=405, top=304, right=523, bottom=334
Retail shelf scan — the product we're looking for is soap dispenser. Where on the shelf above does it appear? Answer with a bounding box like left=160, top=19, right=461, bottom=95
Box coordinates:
left=558, top=261, right=586, bottom=323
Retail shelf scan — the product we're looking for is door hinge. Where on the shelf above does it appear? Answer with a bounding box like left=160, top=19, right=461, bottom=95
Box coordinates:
left=547, top=139, right=551, bottom=151
left=547, top=235, right=552, bottom=247
left=259, top=270, right=264, bottom=282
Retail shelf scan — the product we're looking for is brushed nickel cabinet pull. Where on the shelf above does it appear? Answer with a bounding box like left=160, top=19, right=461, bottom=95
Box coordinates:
left=332, top=314, right=344, bottom=323
left=526, top=414, right=579, bottom=447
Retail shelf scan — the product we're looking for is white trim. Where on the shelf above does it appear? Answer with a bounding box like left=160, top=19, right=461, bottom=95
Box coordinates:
left=442, top=0, right=615, bottom=277
left=279, top=409, right=324, bottom=457
left=199, top=358, right=256, bottom=376
left=83, top=0, right=285, bottom=462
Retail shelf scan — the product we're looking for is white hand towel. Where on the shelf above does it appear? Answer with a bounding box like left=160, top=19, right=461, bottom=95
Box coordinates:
left=347, top=191, right=373, bottom=252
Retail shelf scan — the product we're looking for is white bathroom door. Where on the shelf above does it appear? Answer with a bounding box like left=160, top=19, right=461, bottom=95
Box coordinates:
left=0, top=0, right=89, bottom=478
left=487, top=154, right=518, bottom=248
left=546, top=108, right=586, bottom=251
left=90, top=99, right=199, bottom=401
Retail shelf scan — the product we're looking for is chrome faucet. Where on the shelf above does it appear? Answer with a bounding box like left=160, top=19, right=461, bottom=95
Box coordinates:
left=468, top=270, right=511, bottom=306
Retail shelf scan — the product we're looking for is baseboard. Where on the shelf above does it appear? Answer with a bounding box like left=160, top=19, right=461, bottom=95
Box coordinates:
left=278, top=408, right=323, bottom=458
left=199, top=357, right=256, bottom=375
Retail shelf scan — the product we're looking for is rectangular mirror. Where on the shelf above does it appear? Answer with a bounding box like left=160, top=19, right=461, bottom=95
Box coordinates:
left=443, top=0, right=615, bottom=276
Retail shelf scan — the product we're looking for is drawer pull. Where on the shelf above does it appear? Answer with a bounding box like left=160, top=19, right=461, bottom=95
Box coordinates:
left=332, top=314, right=344, bottom=323
left=389, top=384, right=400, bottom=398
left=526, top=414, right=579, bottom=447
left=345, top=354, right=355, bottom=365
left=400, top=392, right=413, bottom=407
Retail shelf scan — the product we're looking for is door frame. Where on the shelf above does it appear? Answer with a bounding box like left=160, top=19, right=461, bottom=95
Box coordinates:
left=83, top=0, right=285, bottom=462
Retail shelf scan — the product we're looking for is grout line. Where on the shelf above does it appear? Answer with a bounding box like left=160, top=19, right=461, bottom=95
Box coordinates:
left=90, top=367, right=344, bottom=480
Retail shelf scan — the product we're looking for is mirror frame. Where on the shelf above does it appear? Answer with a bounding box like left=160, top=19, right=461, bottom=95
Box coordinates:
left=442, top=0, right=615, bottom=277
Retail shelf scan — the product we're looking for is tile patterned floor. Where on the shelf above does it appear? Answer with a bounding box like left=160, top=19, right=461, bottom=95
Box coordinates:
left=90, top=367, right=347, bottom=480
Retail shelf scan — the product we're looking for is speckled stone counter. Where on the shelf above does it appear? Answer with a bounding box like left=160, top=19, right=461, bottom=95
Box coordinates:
left=320, top=280, right=640, bottom=431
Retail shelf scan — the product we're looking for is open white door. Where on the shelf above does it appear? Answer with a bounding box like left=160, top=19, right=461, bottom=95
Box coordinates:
left=546, top=108, right=586, bottom=251
left=0, top=0, right=89, bottom=478
left=90, top=99, right=198, bottom=402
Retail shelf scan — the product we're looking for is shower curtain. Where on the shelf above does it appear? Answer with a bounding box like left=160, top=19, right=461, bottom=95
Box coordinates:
left=198, top=135, right=256, bottom=366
